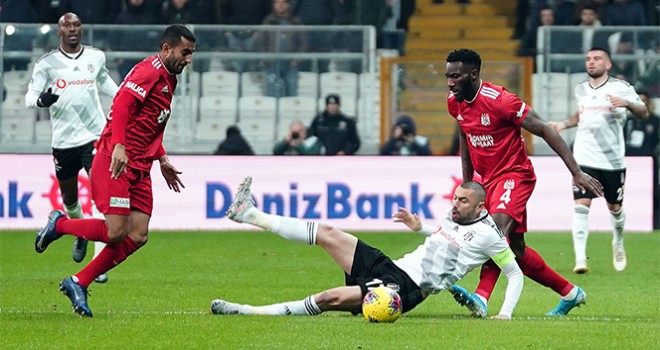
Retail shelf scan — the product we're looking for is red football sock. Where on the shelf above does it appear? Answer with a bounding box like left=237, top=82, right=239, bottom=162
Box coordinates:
left=56, top=218, right=109, bottom=243
left=475, top=259, right=501, bottom=300
left=519, top=247, right=573, bottom=296
left=74, top=237, right=140, bottom=287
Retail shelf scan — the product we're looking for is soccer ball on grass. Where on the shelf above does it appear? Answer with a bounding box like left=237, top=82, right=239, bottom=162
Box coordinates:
left=362, top=286, right=402, bottom=323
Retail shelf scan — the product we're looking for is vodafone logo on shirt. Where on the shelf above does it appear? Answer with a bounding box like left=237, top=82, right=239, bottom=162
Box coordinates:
left=124, top=81, right=147, bottom=98
left=55, top=78, right=95, bottom=89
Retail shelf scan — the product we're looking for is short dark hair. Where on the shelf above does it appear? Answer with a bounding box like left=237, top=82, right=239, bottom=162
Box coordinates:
left=589, top=46, right=611, bottom=59
left=447, top=48, right=482, bottom=72
left=581, top=5, right=597, bottom=13
left=161, top=24, right=196, bottom=48
left=460, top=181, right=486, bottom=201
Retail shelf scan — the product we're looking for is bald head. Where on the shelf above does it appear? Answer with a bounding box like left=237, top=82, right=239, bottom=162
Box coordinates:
left=58, top=12, right=83, bottom=53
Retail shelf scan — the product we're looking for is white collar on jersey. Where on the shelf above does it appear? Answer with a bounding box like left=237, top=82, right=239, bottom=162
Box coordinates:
left=59, top=46, right=84, bottom=60
left=466, top=79, right=483, bottom=104
left=157, top=53, right=174, bottom=75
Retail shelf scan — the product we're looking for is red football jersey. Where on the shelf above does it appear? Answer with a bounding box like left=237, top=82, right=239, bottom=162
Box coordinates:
left=447, top=81, right=535, bottom=185
left=97, top=55, right=177, bottom=171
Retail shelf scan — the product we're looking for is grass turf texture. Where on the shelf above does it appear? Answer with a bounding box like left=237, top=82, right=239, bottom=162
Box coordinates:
left=1, top=230, right=659, bottom=349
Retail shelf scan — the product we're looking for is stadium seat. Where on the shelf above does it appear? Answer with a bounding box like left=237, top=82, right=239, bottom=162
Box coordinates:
left=2, top=70, right=30, bottom=94
left=318, top=95, right=357, bottom=117
left=177, top=70, right=200, bottom=97
left=297, top=72, right=319, bottom=99
left=201, top=71, right=239, bottom=97
left=34, top=120, right=52, bottom=143
left=238, top=96, right=277, bottom=141
left=569, top=72, right=588, bottom=89
left=319, top=72, right=358, bottom=100
left=532, top=72, right=572, bottom=119
left=199, top=96, right=238, bottom=123
left=2, top=94, right=25, bottom=110
left=241, top=71, right=266, bottom=97
left=0, top=112, right=35, bottom=143
left=277, top=96, right=316, bottom=138
left=358, top=72, right=379, bottom=98
left=195, top=119, right=231, bottom=141
left=171, top=96, right=198, bottom=122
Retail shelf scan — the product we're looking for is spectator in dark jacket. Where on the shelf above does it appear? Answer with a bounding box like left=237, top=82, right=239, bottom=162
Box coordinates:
left=214, top=126, right=256, bottom=155
left=308, top=94, right=361, bottom=155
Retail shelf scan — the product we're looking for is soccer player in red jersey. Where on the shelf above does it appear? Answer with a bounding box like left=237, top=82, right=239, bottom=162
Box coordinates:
left=443, top=49, right=604, bottom=317
left=34, top=24, right=196, bottom=317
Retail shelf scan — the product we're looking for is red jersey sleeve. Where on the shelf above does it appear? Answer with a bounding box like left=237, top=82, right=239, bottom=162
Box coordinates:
left=496, top=89, right=530, bottom=126
left=119, top=61, right=159, bottom=103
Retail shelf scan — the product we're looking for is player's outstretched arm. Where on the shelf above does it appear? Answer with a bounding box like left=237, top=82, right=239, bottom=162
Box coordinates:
left=548, top=112, right=579, bottom=132
left=159, top=155, right=184, bottom=193
left=493, top=251, right=523, bottom=320
left=392, top=207, right=437, bottom=236
left=522, top=109, right=603, bottom=197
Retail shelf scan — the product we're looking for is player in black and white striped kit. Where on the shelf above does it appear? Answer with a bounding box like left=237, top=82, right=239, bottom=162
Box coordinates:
left=211, top=177, right=524, bottom=320
left=550, top=47, right=649, bottom=274
left=26, top=12, right=119, bottom=282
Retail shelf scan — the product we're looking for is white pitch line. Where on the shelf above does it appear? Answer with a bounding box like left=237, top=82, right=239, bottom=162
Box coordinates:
left=0, top=308, right=657, bottom=322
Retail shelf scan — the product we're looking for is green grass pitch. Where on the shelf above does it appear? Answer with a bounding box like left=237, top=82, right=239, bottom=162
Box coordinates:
left=1, top=230, right=659, bottom=349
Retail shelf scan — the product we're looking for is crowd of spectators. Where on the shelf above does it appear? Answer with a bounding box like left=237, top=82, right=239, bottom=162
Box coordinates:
left=516, top=0, right=659, bottom=92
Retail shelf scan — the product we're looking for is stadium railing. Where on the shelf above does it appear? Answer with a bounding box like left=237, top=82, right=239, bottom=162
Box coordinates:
left=0, top=24, right=378, bottom=155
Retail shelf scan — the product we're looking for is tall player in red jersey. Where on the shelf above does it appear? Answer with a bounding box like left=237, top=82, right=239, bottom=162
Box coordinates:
left=34, top=24, right=196, bottom=317
left=443, top=49, right=604, bottom=317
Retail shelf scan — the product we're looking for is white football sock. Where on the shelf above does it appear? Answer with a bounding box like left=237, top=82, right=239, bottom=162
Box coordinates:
left=64, top=200, right=84, bottom=219
left=610, top=208, right=625, bottom=244
left=562, top=286, right=579, bottom=300
left=475, top=294, right=488, bottom=307
left=248, top=208, right=317, bottom=245
left=93, top=241, right=106, bottom=259
left=237, top=296, right=322, bottom=315
left=572, top=205, right=590, bottom=262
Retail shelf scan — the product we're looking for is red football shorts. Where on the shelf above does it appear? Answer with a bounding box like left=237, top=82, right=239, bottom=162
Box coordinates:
left=90, top=153, right=154, bottom=216
left=484, top=174, right=535, bottom=234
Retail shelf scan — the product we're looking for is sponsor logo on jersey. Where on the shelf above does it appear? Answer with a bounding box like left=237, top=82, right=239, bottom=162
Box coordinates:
left=56, top=79, right=67, bottom=89
left=440, top=228, right=463, bottom=249
left=161, top=86, right=169, bottom=93
left=157, top=109, right=171, bottom=124
left=87, top=64, right=95, bottom=73
left=480, top=113, right=490, bottom=126
left=110, top=197, right=130, bottom=208
left=457, top=114, right=464, bottom=121
left=73, top=66, right=80, bottom=71
left=467, top=133, right=494, bottom=147
left=124, top=81, right=147, bottom=98
left=67, top=79, right=95, bottom=85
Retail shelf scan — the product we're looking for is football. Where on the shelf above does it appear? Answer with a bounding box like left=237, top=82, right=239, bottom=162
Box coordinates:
left=362, top=286, right=402, bottom=323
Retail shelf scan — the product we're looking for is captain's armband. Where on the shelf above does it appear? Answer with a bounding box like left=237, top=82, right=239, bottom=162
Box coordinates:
left=492, top=247, right=516, bottom=267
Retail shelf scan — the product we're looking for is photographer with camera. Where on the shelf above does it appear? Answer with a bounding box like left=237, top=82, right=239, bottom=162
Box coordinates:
left=273, top=120, right=324, bottom=155
left=380, top=115, right=432, bottom=156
